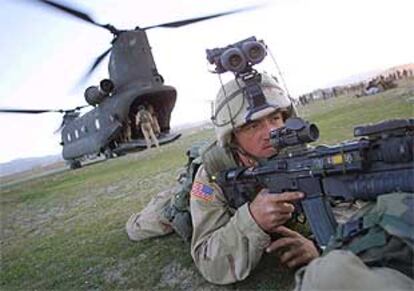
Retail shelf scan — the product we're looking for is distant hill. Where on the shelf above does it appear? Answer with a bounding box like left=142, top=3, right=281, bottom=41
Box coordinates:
left=0, top=155, right=63, bottom=177
left=326, top=63, right=414, bottom=87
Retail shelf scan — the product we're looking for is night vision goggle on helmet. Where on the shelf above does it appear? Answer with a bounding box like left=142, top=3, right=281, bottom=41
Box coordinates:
left=212, top=73, right=295, bottom=146
left=206, top=36, right=296, bottom=146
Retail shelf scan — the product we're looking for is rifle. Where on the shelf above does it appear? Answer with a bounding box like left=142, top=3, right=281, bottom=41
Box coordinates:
left=216, top=118, right=414, bottom=246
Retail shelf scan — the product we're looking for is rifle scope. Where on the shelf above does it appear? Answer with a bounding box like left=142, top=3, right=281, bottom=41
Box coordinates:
left=270, top=117, right=319, bottom=149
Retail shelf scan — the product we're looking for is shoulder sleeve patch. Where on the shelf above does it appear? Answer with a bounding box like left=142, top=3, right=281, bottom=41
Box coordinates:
left=191, top=181, right=215, bottom=202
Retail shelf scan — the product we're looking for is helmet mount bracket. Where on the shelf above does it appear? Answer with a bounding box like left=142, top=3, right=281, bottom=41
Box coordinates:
left=240, top=72, right=272, bottom=122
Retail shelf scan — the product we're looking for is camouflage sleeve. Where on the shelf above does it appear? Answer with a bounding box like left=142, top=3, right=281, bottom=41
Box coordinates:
left=135, top=112, right=140, bottom=125
left=190, top=166, right=271, bottom=284
left=147, top=111, right=154, bottom=124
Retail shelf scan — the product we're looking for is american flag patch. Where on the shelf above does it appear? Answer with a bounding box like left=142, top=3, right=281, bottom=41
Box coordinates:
left=191, top=181, right=214, bottom=201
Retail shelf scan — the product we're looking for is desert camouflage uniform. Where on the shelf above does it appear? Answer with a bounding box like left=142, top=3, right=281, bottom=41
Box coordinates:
left=126, top=142, right=206, bottom=242
left=147, top=104, right=161, bottom=135
left=126, top=188, right=175, bottom=241
left=187, top=73, right=299, bottom=284
left=190, top=165, right=271, bottom=284
left=136, top=109, right=159, bottom=149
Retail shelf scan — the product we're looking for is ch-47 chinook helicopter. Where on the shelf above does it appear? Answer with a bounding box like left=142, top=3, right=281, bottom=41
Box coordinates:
left=0, top=0, right=256, bottom=169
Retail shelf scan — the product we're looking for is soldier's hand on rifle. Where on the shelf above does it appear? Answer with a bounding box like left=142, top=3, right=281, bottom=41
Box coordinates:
left=249, top=190, right=304, bottom=233
left=265, top=225, right=319, bottom=268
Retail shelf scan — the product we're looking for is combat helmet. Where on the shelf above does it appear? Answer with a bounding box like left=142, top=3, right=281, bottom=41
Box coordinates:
left=212, top=72, right=297, bottom=147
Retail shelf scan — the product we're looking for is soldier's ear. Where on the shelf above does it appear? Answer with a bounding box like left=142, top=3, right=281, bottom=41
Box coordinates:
left=230, top=133, right=239, bottom=146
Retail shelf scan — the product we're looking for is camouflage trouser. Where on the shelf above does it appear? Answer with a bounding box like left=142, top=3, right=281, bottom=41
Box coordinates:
left=151, top=117, right=161, bottom=135
left=294, top=250, right=414, bottom=291
left=141, top=122, right=159, bottom=149
left=126, top=189, right=174, bottom=241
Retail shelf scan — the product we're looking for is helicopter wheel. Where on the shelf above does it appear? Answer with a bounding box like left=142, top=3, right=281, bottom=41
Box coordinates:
left=104, top=148, right=115, bottom=159
left=68, top=160, right=82, bottom=169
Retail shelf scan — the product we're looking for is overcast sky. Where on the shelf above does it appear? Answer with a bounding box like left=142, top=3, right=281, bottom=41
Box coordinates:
left=0, top=0, right=413, bottom=163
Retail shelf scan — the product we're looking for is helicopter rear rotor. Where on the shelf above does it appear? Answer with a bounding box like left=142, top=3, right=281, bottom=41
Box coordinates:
left=34, top=0, right=261, bottom=84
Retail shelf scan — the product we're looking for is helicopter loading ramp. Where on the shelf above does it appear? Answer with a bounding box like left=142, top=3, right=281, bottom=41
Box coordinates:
left=113, top=132, right=182, bottom=154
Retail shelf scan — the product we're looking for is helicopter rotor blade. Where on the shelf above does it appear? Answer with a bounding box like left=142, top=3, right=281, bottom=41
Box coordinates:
left=54, top=121, right=66, bottom=134
left=0, top=106, right=89, bottom=115
left=36, top=0, right=119, bottom=34
left=72, top=47, right=112, bottom=90
left=142, top=5, right=260, bottom=30
left=0, top=109, right=61, bottom=114
left=73, top=105, right=89, bottom=111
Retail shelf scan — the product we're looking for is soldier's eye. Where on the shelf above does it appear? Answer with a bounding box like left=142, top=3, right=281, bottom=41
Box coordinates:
left=247, top=122, right=259, bottom=130
left=270, top=113, right=281, bottom=123
left=239, top=122, right=258, bottom=133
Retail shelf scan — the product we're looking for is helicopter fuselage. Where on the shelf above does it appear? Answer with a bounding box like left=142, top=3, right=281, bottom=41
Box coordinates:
left=61, top=82, right=177, bottom=161
left=61, top=29, right=177, bottom=163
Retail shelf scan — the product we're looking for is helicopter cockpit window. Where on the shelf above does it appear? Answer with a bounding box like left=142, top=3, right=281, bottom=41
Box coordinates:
left=75, top=129, right=79, bottom=139
left=67, top=133, right=72, bottom=142
left=95, top=118, right=100, bottom=130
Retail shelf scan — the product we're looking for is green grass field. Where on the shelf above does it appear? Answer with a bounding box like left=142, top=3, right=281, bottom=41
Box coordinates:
left=1, top=79, right=413, bottom=290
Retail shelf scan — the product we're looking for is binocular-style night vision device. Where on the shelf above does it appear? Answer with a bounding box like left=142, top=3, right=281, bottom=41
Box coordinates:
left=206, top=36, right=267, bottom=74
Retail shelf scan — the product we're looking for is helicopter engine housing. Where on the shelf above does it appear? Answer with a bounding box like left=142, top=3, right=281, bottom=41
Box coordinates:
left=84, top=86, right=107, bottom=106
left=100, top=79, right=114, bottom=94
